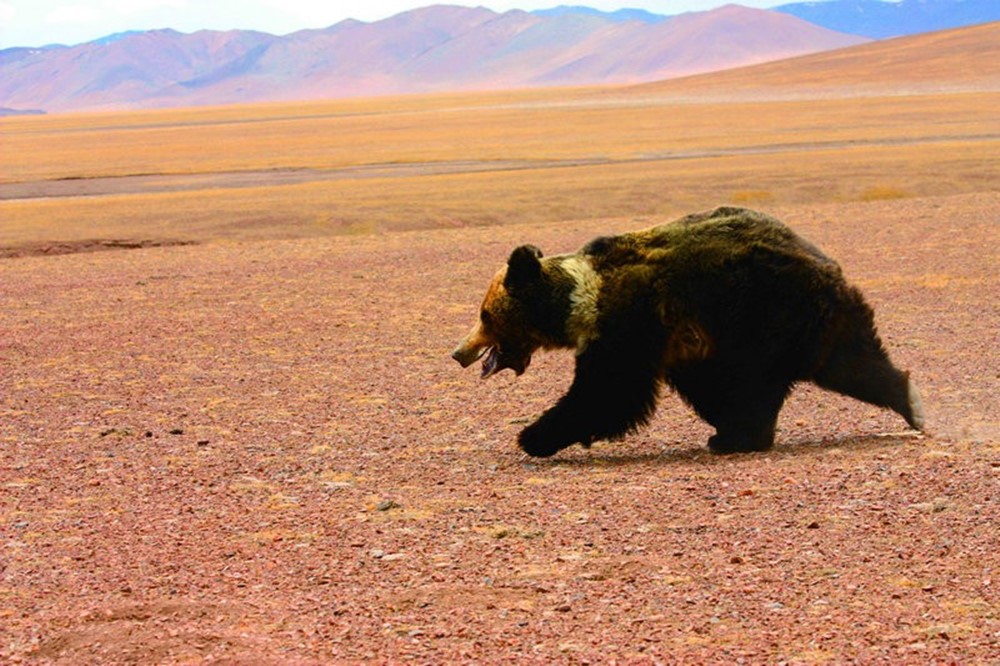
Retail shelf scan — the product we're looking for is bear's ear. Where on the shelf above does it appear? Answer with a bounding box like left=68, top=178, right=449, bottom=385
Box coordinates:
left=505, top=244, right=543, bottom=291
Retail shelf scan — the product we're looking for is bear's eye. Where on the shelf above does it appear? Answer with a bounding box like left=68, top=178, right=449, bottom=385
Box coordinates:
left=480, top=310, right=493, bottom=327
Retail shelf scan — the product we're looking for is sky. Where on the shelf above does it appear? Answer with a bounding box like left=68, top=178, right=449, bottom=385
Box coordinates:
left=0, top=0, right=785, bottom=49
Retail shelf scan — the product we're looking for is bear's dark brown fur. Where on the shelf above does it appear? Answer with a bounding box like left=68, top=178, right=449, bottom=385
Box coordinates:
left=453, top=207, right=924, bottom=457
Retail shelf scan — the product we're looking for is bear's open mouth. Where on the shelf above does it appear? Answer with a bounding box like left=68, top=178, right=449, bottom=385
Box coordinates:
left=480, top=346, right=531, bottom=378
left=481, top=347, right=500, bottom=379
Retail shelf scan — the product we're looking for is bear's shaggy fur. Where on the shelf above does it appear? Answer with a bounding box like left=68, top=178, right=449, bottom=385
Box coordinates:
left=453, top=207, right=924, bottom=457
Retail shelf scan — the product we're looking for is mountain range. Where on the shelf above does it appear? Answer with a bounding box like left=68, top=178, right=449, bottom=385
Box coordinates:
left=539, top=0, right=1000, bottom=37
left=1, top=0, right=998, bottom=114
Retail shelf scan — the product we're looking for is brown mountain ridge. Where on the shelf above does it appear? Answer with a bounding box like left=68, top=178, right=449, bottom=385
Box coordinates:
left=0, top=4, right=867, bottom=113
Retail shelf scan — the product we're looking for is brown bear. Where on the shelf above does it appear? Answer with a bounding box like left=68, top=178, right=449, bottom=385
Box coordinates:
left=452, top=206, right=924, bottom=457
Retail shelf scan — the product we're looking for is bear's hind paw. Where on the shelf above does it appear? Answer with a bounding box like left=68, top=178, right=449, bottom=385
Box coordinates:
left=707, top=433, right=774, bottom=455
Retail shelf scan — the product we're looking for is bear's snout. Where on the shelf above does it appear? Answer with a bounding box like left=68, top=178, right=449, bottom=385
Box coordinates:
left=453, top=323, right=492, bottom=369
left=451, top=344, right=480, bottom=368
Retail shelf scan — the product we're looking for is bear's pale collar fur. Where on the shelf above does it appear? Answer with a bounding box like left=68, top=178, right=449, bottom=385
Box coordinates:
left=554, top=255, right=602, bottom=353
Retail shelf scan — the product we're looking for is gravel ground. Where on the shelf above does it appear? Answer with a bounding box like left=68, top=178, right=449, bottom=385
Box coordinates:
left=1, top=193, right=998, bottom=664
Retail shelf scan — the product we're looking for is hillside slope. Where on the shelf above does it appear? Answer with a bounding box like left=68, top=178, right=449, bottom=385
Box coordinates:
left=626, top=20, right=1000, bottom=99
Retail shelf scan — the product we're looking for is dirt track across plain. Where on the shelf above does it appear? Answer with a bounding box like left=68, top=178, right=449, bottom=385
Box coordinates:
left=3, top=133, right=998, bottom=202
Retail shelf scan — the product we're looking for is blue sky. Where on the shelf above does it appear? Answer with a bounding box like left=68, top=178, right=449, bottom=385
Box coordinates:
left=0, top=1, right=784, bottom=49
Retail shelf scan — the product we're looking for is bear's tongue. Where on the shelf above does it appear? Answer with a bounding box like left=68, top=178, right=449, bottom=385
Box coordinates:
left=481, top=347, right=500, bottom=379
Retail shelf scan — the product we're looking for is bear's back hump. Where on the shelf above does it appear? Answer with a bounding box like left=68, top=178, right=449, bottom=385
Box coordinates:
left=634, top=207, right=835, bottom=268
left=647, top=209, right=847, bottom=348
left=578, top=207, right=842, bottom=297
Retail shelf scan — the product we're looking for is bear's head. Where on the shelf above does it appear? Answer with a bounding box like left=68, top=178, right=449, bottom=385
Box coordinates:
left=452, top=244, right=550, bottom=379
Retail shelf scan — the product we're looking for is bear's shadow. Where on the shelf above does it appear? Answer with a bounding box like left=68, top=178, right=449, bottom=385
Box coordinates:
left=525, top=432, right=923, bottom=468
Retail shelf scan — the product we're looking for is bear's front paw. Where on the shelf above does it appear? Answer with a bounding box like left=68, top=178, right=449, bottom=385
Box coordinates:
left=518, top=422, right=575, bottom=458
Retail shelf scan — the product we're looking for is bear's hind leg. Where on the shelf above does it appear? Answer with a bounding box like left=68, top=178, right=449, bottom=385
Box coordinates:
left=812, top=304, right=924, bottom=431
left=672, top=370, right=788, bottom=454
left=814, top=351, right=923, bottom=431
left=706, top=388, right=787, bottom=454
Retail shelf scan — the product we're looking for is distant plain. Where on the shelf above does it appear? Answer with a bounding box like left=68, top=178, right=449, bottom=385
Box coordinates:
left=2, top=84, right=998, bottom=251
left=3, top=19, right=1000, bottom=251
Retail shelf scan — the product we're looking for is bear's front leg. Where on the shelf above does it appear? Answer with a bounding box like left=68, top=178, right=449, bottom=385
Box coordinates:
left=517, top=338, right=660, bottom=457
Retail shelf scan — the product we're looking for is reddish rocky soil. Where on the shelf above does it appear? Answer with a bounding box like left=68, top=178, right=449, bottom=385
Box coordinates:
left=1, top=193, right=998, bottom=664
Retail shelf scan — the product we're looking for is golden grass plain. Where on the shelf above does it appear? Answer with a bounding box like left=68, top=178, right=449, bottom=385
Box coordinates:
left=2, top=87, right=998, bottom=248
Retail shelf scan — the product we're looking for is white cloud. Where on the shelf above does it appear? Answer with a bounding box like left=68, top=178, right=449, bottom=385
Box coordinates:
left=45, top=4, right=100, bottom=25
left=253, top=0, right=400, bottom=25
left=102, top=0, right=187, bottom=16
left=0, top=1, right=15, bottom=24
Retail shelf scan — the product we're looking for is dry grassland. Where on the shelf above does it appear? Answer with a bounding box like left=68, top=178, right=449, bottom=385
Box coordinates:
left=2, top=89, right=998, bottom=247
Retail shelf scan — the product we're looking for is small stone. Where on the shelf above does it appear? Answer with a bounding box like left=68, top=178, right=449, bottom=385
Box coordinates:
left=807, top=521, right=821, bottom=529
left=922, top=624, right=953, bottom=640
left=376, top=499, right=400, bottom=511
left=910, top=498, right=950, bottom=513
